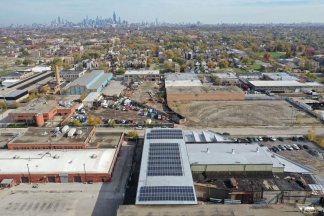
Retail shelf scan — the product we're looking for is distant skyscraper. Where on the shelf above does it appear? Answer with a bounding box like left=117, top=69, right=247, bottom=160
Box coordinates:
left=113, top=12, right=117, bottom=23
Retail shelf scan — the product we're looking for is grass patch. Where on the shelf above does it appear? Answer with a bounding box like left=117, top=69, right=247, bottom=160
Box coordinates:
left=257, top=52, right=286, bottom=60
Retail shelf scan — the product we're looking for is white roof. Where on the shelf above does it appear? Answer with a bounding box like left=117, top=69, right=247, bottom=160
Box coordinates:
left=165, top=73, right=202, bottom=87
left=249, top=80, right=323, bottom=87
left=29, top=66, right=51, bottom=73
left=125, top=70, right=159, bottom=75
left=0, top=149, right=116, bottom=174
left=187, top=143, right=273, bottom=165
left=214, top=73, right=237, bottom=79
left=136, top=128, right=197, bottom=205
left=183, top=130, right=228, bottom=142
left=83, top=92, right=101, bottom=102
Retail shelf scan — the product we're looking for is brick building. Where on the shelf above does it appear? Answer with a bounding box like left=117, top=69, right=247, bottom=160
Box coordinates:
left=0, top=149, right=119, bottom=183
left=8, top=99, right=78, bottom=127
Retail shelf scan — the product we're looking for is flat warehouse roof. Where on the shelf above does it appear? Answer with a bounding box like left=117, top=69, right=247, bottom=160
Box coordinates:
left=166, top=85, right=243, bottom=94
left=0, top=149, right=116, bottom=174
left=136, top=128, right=197, bottom=205
left=186, top=143, right=274, bottom=165
left=10, top=127, right=93, bottom=145
left=125, top=70, right=160, bottom=75
left=249, top=80, right=323, bottom=87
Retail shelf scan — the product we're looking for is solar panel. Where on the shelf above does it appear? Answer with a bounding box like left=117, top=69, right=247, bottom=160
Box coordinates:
left=147, top=129, right=183, bottom=140
left=147, top=143, right=183, bottom=176
left=139, top=186, right=196, bottom=202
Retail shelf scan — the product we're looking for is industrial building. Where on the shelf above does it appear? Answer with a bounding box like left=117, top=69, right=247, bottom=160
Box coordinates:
left=136, top=128, right=197, bottom=205
left=61, top=70, right=113, bottom=95
left=7, top=127, right=96, bottom=150
left=164, top=73, right=202, bottom=87
left=60, top=69, right=86, bottom=81
left=7, top=127, right=124, bottom=150
left=8, top=99, right=77, bottom=127
left=136, top=128, right=322, bottom=205
left=212, top=72, right=238, bottom=85
left=82, top=92, right=103, bottom=108
left=247, top=80, right=324, bottom=93
left=124, top=70, right=160, bottom=85
left=0, top=149, right=118, bottom=183
left=165, top=73, right=244, bottom=102
left=262, top=72, right=299, bottom=81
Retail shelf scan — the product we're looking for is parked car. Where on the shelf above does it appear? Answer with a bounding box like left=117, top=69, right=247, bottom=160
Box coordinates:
left=277, top=137, right=284, bottom=141
left=302, top=145, right=310, bottom=150
left=278, top=145, right=285, bottom=151
left=135, top=126, right=144, bottom=130
left=286, top=145, right=293, bottom=151
left=292, top=144, right=300, bottom=150
left=297, top=144, right=303, bottom=150
left=258, top=137, right=263, bottom=142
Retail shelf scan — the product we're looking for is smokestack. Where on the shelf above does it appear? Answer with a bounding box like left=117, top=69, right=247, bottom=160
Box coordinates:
left=54, top=65, right=61, bottom=85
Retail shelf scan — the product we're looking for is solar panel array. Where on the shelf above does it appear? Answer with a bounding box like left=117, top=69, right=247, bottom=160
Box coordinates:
left=147, top=129, right=183, bottom=140
left=138, top=186, right=195, bottom=202
left=148, top=143, right=183, bottom=176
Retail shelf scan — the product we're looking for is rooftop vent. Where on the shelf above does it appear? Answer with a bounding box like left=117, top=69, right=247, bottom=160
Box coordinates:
left=68, top=160, right=73, bottom=164
left=231, top=149, right=235, bottom=155
left=53, top=154, right=60, bottom=159
left=256, top=147, right=259, bottom=153
left=90, top=154, right=97, bottom=159
left=13, top=155, right=20, bottom=159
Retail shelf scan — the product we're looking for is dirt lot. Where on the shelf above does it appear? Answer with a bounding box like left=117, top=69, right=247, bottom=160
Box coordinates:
left=130, top=81, right=166, bottom=112
left=170, top=100, right=320, bottom=127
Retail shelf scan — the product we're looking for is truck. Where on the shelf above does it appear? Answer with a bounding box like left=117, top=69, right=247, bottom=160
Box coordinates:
left=67, top=128, right=77, bottom=137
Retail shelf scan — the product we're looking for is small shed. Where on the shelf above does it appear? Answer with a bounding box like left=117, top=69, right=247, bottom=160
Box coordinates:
left=82, top=92, right=102, bottom=108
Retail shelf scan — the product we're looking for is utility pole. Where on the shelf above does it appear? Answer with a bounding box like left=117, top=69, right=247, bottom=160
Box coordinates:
left=27, top=164, right=31, bottom=184
left=83, top=163, right=87, bottom=183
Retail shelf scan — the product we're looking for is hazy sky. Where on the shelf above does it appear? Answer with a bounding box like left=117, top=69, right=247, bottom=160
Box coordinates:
left=0, top=0, right=324, bottom=25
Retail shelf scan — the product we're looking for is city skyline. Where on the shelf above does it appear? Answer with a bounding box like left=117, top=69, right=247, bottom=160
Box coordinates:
left=0, top=0, right=324, bottom=26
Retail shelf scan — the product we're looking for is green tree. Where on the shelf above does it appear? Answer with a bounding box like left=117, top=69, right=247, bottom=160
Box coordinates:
left=23, top=58, right=34, bottom=66
left=211, top=76, right=221, bottom=85
left=116, top=68, right=125, bottom=75
left=127, top=131, right=139, bottom=139
left=15, top=59, right=23, bottom=65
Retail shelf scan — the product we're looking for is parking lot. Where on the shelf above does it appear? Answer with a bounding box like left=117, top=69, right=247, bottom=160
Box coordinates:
left=88, top=96, right=171, bottom=127
left=239, top=136, right=324, bottom=178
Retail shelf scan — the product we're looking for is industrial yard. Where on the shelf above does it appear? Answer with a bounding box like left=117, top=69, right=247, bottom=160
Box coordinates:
left=170, top=100, right=320, bottom=127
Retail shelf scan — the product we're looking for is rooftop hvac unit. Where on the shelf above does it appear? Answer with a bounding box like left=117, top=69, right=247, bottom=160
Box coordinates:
left=76, top=130, right=83, bottom=135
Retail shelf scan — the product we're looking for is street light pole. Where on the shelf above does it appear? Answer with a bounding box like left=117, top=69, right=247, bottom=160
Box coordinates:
left=27, top=164, right=31, bottom=184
